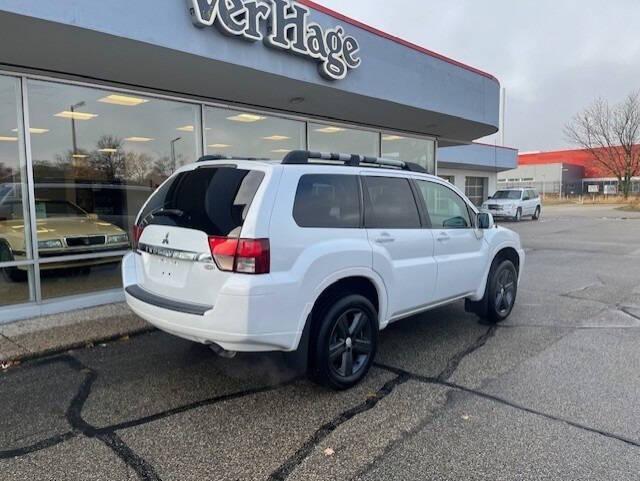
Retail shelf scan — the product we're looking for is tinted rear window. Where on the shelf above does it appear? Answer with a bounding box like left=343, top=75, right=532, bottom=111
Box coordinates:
left=139, top=167, right=264, bottom=237
left=293, top=174, right=361, bottom=228
left=364, top=176, right=421, bottom=229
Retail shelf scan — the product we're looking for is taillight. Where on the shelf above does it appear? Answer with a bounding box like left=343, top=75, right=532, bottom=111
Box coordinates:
left=132, top=225, right=145, bottom=250
left=208, top=237, right=270, bottom=274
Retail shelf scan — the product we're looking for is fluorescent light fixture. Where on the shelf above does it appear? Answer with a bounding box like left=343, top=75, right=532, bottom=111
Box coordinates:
left=176, top=125, right=195, bottom=132
left=98, top=148, right=118, bottom=153
left=271, top=149, right=291, bottom=153
left=72, top=154, right=88, bottom=158
left=12, top=128, right=50, bottom=134
left=382, top=135, right=405, bottom=141
left=208, top=144, right=231, bottom=148
left=315, top=126, right=346, bottom=133
left=98, top=94, right=149, bottom=106
left=227, top=113, right=266, bottom=123
left=124, top=137, right=154, bottom=142
left=262, top=135, right=290, bottom=141
left=55, top=111, right=98, bottom=120
left=0, top=136, right=18, bottom=142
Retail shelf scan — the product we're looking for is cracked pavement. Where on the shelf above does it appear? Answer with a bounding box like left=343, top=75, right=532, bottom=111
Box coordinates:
left=2, top=204, right=640, bottom=480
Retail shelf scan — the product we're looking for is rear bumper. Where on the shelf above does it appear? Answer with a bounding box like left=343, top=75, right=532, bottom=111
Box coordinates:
left=122, top=252, right=302, bottom=352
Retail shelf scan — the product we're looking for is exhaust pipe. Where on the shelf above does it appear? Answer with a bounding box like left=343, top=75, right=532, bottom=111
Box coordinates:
left=207, top=342, right=237, bottom=359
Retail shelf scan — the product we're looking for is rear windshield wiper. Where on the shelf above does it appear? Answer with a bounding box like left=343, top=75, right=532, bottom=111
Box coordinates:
left=152, top=209, right=184, bottom=218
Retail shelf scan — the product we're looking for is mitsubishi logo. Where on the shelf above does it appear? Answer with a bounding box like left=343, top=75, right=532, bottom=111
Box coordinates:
left=162, top=233, right=170, bottom=245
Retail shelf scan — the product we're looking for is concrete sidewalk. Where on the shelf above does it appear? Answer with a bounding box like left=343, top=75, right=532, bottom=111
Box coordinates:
left=0, top=303, right=153, bottom=365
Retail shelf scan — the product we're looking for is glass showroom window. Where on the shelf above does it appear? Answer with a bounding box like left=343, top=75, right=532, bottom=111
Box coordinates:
left=308, top=123, right=379, bottom=157
left=26, top=80, right=200, bottom=299
left=0, top=75, right=35, bottom=306
left=381, top=134, right=435, bottom=173
left=465, top=176, right=487, bottom=206
left=204, top=106, right=305, bottom=159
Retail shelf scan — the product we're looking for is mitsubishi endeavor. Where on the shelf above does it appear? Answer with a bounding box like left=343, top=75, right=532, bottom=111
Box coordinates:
left=123, top=151, right=524, bottom=390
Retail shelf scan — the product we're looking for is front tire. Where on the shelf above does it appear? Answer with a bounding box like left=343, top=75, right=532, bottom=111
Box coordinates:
left=532, top=206, right=541, bottom=220
left=310, top=294, right=378, bottom=390
left=467, top=259, right=518, bottom=324
left=513, top=208, right=522, bottom=222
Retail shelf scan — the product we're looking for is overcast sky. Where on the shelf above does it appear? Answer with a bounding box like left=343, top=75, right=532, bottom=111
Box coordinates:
left=313, top=0, right=640, bottom=152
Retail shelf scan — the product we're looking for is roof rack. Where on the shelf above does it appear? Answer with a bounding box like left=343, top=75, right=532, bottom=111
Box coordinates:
left=196, top=155, right=271, bottom=162
left=282, top=150, right=429, bottom=173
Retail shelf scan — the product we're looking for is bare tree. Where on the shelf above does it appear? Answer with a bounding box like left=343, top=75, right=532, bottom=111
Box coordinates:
left=565, top=92, right=640, bottom=198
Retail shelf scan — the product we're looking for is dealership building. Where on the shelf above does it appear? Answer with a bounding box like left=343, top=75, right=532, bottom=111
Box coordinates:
left=0, top=0, right=514, bottom=322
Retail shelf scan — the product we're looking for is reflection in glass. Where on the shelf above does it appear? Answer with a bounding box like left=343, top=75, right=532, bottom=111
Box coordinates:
left=40, top=257, right=122, bottom=300
left=0, top=75, right=33, bottom=266
left=382, top=135, right=436, bottom=173
left=26, top=80, right=200, bottom=259
left=0, top=265, right=33, bottom=306
left=204, top=106, right=305, bottom=159
left=308, top=123, right=379, bottom=157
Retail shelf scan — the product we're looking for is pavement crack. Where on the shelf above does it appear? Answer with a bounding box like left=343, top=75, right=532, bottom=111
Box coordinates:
left=436, top=326, right=497, bottom=382
left=267, top=373, right=410, bottom=481
left=375, top=363, right=640, bottom=450
left=0, top=431, right=78, bottom=459
left=97, top=432, right=163, bottom=481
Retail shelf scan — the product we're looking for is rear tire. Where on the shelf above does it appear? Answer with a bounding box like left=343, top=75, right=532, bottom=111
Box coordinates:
left=532, top=206, right=541, bottom=220
left=309, top=294, right=378, bottom=390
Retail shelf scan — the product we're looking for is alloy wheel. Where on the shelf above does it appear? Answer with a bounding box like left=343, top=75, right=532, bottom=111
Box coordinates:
left=494, top=268, right=516, bottom=316
left=328, top=308, right=373, bottom=378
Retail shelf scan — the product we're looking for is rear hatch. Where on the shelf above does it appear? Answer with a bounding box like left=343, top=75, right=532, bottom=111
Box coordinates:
left=135, top=164, right=266, bottom=306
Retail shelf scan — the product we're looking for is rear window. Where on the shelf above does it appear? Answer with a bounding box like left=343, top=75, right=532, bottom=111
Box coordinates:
left=363, top=176, right=421, bottom=229
left=293, top=174, right=361, bottom=228
left=139, top=166, right=265, bottom=237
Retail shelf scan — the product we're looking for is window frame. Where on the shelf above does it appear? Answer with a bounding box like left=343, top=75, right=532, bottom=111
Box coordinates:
left=361, top=174, right=424, bottom=230
left=292, top=173, right=364, bottom=229
left=413, top=178, right=477, bottom=231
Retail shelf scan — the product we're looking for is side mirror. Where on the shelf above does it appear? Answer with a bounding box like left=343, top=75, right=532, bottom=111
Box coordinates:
left=477, top=212, right=494, bottom=229
left=487, top=195, right=492, bottom=200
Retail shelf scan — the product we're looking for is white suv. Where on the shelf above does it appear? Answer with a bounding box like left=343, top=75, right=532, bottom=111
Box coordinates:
left=123, top=151, right=524, bottom=389
left=481, top=188, right=542, bottom=222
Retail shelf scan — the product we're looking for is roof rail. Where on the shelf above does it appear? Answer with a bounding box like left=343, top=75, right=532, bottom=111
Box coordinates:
left=196, top=155, right=271, bottom=162
left=281, top=150, right=429, bottom=173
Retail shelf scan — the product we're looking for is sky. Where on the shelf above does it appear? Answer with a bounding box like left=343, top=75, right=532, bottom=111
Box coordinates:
left=312, top=0, right=640, bottom=152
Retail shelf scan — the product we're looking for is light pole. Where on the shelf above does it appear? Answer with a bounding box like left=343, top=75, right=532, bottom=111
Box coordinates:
left=70, top=101, right=85, bottom=156
left=170, top=137, right=182, bottom=173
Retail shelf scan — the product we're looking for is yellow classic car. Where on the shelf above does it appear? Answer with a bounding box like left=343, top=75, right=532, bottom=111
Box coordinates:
left=0, top=198, right=129, bottom=281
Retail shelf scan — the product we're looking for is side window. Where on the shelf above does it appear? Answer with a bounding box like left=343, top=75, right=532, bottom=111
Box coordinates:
left=416, top=180, right=472, bottom=229
left=363, top=176, right=421, bottom=229
left=293, top=174, right=361, bottom=228
left=530, top=190, right=538, bottom=199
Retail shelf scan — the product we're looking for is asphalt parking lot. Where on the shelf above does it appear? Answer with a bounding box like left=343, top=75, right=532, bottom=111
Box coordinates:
left=2, top=203, right=640, bottom=481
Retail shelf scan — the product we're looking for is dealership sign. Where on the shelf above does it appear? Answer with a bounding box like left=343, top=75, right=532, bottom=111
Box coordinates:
left=188, top=0, right=362, bottom=80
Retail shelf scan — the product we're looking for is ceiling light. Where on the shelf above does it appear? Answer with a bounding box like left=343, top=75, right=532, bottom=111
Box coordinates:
left=263, top=135, right=290, bottom=141
left=383, top=135, right=405, bottom=141
left=72, top=154, right=88, bottom=158
left=208, top=144, right=231, bottom=148
left=98, top=94, right=149, bottom=106
left=0, top=136, right=18, bottom=142
left=12, top=128, right=50, bottom=134
left=176, top=125, right=195, bottom=132
left=124, top=137, right=154, bottom=142
left=55, top=111, right=98, bottom=120
left=271, top=149, right=291, bottom=153
left=315, top=126, right=346, bottom=133
left=227, top=113, right=266, bottom=123
left=98, top=148, right=118, bottom=153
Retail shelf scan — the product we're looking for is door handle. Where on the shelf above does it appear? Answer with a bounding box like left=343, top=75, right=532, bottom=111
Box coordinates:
left=375, top=233, right=396, bottom=244
left=437, top=233, right=451, bottom=242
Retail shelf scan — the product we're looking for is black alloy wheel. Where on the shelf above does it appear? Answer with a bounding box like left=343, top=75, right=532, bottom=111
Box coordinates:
left=311, top=294, right=378, bottom=390
left=486, top=260, right=518, bottom=323
left=533, top=206, right=541, bottom=220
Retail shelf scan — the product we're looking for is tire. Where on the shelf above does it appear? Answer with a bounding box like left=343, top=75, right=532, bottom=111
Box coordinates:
left=482, top=259, right=518, bottom=324
left=309, top=294, right=378, bottom=390
left=513, top=208, right=522, bottom=222
left=0, top=242, right=26, bottom=283
left=532, top=206, right=541, bottom=220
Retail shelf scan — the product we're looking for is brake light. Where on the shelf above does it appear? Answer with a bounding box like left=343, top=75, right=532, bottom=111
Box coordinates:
left=132, top=225, right=145, bottom=250
left=208, top=237, right=270, bottom=274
